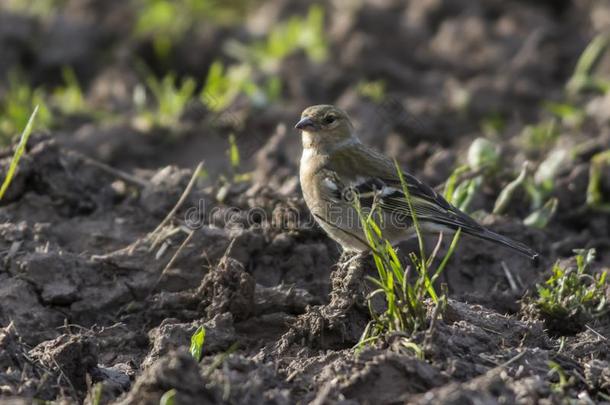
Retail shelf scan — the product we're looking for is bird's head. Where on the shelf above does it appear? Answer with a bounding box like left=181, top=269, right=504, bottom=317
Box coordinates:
left=295, top=105, right=355, bottom=151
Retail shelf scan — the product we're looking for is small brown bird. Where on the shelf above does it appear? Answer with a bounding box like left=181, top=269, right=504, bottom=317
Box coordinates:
left=295, top=104, right=539, bottom=263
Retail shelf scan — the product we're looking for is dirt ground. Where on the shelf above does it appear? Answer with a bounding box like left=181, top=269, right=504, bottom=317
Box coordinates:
left=1, top=0, right=610, bottom=404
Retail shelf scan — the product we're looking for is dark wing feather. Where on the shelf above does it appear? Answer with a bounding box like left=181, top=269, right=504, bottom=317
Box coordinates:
left=354, top=173, right=485, bottom=234
left=324, top=145, right=539, bottom=261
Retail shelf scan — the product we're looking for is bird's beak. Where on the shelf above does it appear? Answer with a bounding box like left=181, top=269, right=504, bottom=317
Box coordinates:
left=294, top=117, right=319, bottom=131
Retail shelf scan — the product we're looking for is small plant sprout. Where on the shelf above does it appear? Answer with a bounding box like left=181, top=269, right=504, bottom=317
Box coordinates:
left=543, top=102, right=585, bottom=128
left=493, top=162, right=530, bottom=215
left=52, top=67, right=87, bottom=115
left=523, top=197, right=558, bottom=229
left=228, top=134, right=240, bottom=170
left=536, top=249, right=608, bottom=328
left=444, top=137, right=500, bottom=212
left=442, top=164, right=469, bottom=203
left=587, top=150, right=610, bottom=213
left=190, top=326, right=206, bottom=362
left=521, top=119, right=559, bottom=152
left=494, top=148, right=565, bottom=228
left=160, top=388, right=177, bottom=405
left=224, top=133, right=250, bottom=183
left=202, top=61, right=247, bottom=113
left=134, top=69, right=196, bottom=130
left=566, top=34, right=610, bottom=96
left=1, top=0, right=59, bottom=18
left=134, top=0, right=246, bottom=60
left=0, top=106, right=38, bottom=200
left=450, top=177, right=481, bottom=213
left=356, top=160, right=462, bottom=353
left=225, top=5, right=327, bottom=72
left=548, top=361, right=574, bottom=394
left=202, top=61, right=281, bottom=113
left=0, top=71, right=52, bottom=144
left=467, top=137, right=500, bottom=173
left=356, top=80, right=387, bottom=103
left=480, top=112, right=506, bottom=137
left=513, top=148, right=567, bottom=226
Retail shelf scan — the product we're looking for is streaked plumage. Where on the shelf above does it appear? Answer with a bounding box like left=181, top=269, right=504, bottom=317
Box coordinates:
left=296, top=104, right=539, bottom=263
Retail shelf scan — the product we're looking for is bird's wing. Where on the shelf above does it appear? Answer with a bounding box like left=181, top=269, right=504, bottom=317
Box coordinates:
left=325, top=144, right=484, bottom=233
left=321, top=143, right=539, bottom=261
left=327, top=172, right=484, bottom=233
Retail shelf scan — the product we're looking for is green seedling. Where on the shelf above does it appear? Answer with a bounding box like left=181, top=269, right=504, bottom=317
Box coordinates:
left=222, top=134, right=250, bottom=183
left=536, top=249, right=607, bottom=325
left=544, top=102, right=585, bottom=128
left=202, top=61, right=281, bottom=112
left=135, top=0, right=182, bottom=59
left=587, top=150, right=610, bottom=213
left=160, top=388, right=176, bottom=405
left=519, top=148, right=569, bottom=218
left=450, top=176, right=481, bottom=213
left=202, top=61, right=247, bottom=112
left=225, top=5, right=327, bottom=72
left=134, top=0, right=246, bottom=60
left=135, top=69, right=196, bottom=129
left=521, top=119, right=559, bottom=152
left=228, top=133, right=240, bottom=170
left=548, top=361, right=574, bottom=394
left=523, top=197, right=558, bottom=228
left=443, top=165, right=469, bottom=203
left=203, top=5, right=327, bottom=112
left=480, top=112, right=506, bottom=137
left=52, top=67, right=87, bottom=115
left=356, top=161, right=462, bottom=352
left=1, top=0, right=61, bottom=18
left=0, top=106, right=38, bottom=200
left=566, top=34, right=610, bottom=96
left=444, top=138, right=499, bottom=213
left=534, top=149, right=569, bottom=194
left=0, top=71, right=52, bottom=144
left=357, top=80, right=386, bottom=103
left=190, top=325, right=206, bottom=362
left=467, top=137, right=500, bottom=173
left=493, top=162, right=530, bottom=215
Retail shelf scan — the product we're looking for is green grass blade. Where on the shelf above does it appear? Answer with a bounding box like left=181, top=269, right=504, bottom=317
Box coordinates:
left=443, top=165, right=469, bottom=202
left=432, top=228, right=462, bottom=284
left=393, top=159, right=426, bottom=267
left=0, top=105, right=38, bottom=200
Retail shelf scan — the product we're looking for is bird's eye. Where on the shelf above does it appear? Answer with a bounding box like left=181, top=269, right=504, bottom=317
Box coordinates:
left=323, top=115, right=336, bottom=125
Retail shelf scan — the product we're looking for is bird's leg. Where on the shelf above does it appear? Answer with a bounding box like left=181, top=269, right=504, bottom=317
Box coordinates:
left=337, top=250, right=349, bottom=265
left=340, top=250, right=367, bottom=269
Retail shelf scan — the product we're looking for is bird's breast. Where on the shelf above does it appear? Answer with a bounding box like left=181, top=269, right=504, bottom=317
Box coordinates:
left=299, top=151, right=330, bottom=209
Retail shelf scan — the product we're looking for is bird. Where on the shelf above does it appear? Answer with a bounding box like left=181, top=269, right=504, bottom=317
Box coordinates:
left=295, top=104, right=539, bottom=263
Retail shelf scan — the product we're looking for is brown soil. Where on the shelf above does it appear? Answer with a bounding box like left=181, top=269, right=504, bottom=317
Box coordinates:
left=1, top=0, right=609, bottom=404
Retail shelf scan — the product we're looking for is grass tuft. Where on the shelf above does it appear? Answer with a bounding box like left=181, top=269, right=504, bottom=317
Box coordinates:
left=133, top=68, right=196, bottom=130
left=356, top=161, right=462, bottom=352
left=536, top=249, right=607, bottom=332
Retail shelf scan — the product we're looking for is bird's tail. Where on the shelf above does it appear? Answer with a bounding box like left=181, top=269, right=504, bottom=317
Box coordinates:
left=462, top=226, right=540, bottom=265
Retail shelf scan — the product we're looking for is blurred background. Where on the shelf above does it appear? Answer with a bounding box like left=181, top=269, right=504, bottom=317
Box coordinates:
left=0, top=0, right=608, bottom=195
